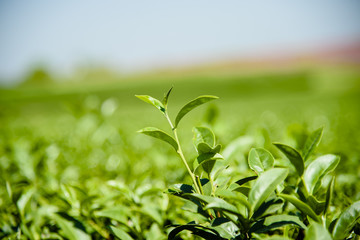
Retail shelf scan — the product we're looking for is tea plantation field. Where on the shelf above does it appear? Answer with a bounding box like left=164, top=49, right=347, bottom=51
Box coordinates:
left=1, top=67, right=360, bottom=239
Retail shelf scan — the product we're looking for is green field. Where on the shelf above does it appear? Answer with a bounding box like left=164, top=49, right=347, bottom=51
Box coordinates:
left=1, top=66, right=360, bottom=239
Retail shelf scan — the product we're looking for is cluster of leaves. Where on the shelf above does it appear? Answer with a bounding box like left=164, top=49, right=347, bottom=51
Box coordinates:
left=137, top=88, right=360, bottom=240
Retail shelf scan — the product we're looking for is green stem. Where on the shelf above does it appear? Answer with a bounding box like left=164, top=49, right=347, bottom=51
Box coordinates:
left=165, top=114, right=201, bottom=194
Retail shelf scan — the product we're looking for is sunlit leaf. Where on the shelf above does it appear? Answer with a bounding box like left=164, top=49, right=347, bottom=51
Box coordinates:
left=249, top=168, right=288, bottom=216
left=193, top=126, right=215, bottom=148
left=248, top=148, right=275, bottom=174
left=162, top=86, right=173, bottom=108
left=305, top=222, right=331, bottom=240
left=303, top=154, right=340, bottom=194
left=110, top=226, right=133, bottom=240
left=332, top=201, right=360, bottom=240
left=303, top=127, right=323, bottom=161
left=136, top=95, right=165, bottom=113
left=175, top=95, right=218, bottom=128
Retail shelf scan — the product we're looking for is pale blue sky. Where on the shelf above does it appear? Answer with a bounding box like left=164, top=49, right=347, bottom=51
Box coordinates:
left=0, top=1, right=360, bottom=83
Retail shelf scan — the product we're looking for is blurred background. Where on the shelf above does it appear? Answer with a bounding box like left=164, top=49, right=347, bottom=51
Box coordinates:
left=0, top=0, right=360, bottom=189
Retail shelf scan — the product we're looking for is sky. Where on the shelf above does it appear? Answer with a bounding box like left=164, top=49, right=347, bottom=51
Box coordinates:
left=0, top=1, right=360, bottom=84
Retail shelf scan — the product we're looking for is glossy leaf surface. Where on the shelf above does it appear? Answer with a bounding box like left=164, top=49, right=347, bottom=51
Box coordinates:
left=332, top=201, right=360, bottom=240
left=304, top=154, right=340, bottom=194
left=248, top=148, right=275, bottom=174
left=249, top=168, right=288, bottom=215
left=193, top=126, right=215, bottom=148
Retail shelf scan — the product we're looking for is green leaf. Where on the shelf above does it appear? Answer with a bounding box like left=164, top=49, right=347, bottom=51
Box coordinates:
left=303, top=127, right=323, bottom=161
left=249, top=168, right=288, bottom=216
left=54, top=215, right=90, bottom=240
left=135, top=95, right=165, bottom=113
left=324, top=177, right=334, bottom=215
left=274, top=143, right=304, bottom=176
left=110, top=226, right=133, bottom=240
left=194, top=152, right=223, bottom=175
left=95, top=207, right=128, bottom=225
left=235, top=176, right=258, bottom=186
left=175, top=95, right=218, bottom=128
left=303, top=154, right=340, bottom=194
left=168, top=223, right=225, bottom=240
left=305, top=222, right=332, bottom=240
left=332, top=201, right=360, bottom=240
left=307, top=195, right=325, bottom=215
left=252, top=198, right=284, bottom=220
left=162, top=86, right=173, bottom=108
left=193, top=127, right=215, bottom=148
left=278, top=194, right=321, bottom=222
left=250, top=214, right=306, bottom=234
left=248, top=148, right=275, bottom=174
left=138, top=127, right=178, bottom=151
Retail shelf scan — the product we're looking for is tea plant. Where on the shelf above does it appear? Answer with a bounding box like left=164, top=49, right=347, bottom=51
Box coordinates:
left=137, top=88, right=360, bottom=240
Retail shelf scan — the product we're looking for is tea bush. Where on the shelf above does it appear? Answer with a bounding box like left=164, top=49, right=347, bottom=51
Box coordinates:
left=0, top=84, right=359, bottom=239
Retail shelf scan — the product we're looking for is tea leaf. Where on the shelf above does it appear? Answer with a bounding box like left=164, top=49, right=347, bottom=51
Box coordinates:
left=175, top=95, right=218, bottom=128
left=168, top=223, right=225, bottom=240
left=235, top=176, right=258, bottom=186
left=332, top=201, right=360, bottom=240
left=249, top=168, right=288, bottom=216
left=138, top=127, right=178, bottom=151
left=303, top=154, right=340, bottom=194
left=248, top=148, right=275, bottom=174
left=250, top=214, right=306, bottom=234
left=278, top=194, right=320, bottom=222
left=136, top=95, right=165, bottom=113
left=305, top=222, right=332, bottom=240
left=303, top=127, right=323, bottom=161
left=273, top=143, right=304, bottom=176
left=193, top=126, right=215, bottom=148
left=162, top=86, right=173, bottom=108
left=324, top=177, right=334, bottom=215
left=110, top=226, right=133, bottom=240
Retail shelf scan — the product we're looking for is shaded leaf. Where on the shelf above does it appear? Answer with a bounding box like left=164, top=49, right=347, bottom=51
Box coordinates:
left=303, top=154, right=340, bottom=194
left=138, top=127, right=178, bottom=151
left=248, top=148, right=275, bottom=174
left=332, top=201, right=360, bottom=240
left=305, top=222, right=332, bottom=240
left=235, top=176, right=258, bottom=186
left=303, top=127, right=323, bottom=161
left=136, top=95, right=165, bottom=113
left=307, top=195, right=325, bottom=215
left=252, top=198, right=284, bottom=220
left=175, top=95, right=218, bottom=128
left=274, top=143, right=304, bottom=176
left=249, top=168, right=288, bottom=215
left=168, top=223, right=225, bottom=240
left=278, top=194, right=320, bottom=222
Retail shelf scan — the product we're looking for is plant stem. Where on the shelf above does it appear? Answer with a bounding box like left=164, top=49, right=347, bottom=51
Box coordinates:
left=165, top=114, right=201, bottom=194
